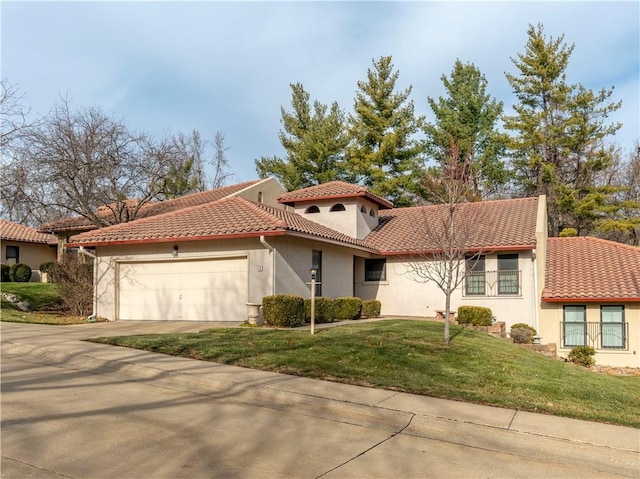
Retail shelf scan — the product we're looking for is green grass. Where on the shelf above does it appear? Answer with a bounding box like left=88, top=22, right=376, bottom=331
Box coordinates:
left=89, top=320, right=640, bottom=428
left=0, top=282, right=88, bottom=324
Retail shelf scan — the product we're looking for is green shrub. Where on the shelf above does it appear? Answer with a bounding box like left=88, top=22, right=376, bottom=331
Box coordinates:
left=333, top=297, right=362, bottom=321
left=362, top=299, right=381, bottom=318
left=304, top=297, right=335, bottom=323
left=262, top=295, right=305, bottom=328
left=457, top=306, right=493, bottom=326
left=39, top=262, right=56, bottom=274
left=0, top=264, right=10, bottom=282
left=568, top=346, right=596, bottom=368
left=9, top=263, right=32, bottom=282
left=510, top=323, right=537, bottom=344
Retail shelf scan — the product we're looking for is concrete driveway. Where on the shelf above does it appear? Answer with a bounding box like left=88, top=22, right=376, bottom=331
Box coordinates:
left=1, top=321, right=638, bottom=479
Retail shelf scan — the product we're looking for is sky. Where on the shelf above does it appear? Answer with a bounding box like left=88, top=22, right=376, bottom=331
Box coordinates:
left=2, top=1, right=639, bottom=184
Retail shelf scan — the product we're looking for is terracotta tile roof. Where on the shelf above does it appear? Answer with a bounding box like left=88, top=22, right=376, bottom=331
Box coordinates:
left=543, top=237, right=640, bottom=302
left=69, top=197, right=375, bottom=251
left=1, top=220, right=58, bottom=245
left=277, top=181, right=394, bottom=209
left=365, top=197, right=540, bottom=254
left=40, top=181, right=261, bottom=233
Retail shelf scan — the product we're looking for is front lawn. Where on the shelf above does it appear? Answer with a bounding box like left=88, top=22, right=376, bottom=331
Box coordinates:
left=1, top=283, right=88, bottom=324
left=89, top=320, right=640, bottom=428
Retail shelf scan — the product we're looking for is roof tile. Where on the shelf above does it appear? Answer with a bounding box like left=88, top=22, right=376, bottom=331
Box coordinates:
left=365, top=197, right=539, bottom=254
left=543, top=237, right=640, bottom=301
left=277, top=181, right=394, bottom=209
left=1, top=220, right=58, bottom=245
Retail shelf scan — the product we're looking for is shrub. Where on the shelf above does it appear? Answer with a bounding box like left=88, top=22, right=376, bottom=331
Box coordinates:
left=9, top=263, right=32, bottom=282
left=362, top=299, right=381, bottom=318
left=568, top=346, right=596, bottom=368
left=304, top=297, right=335, bottom=324
left=457, top=306, right=493, bottom=326
left=0, top=264, right=10, bottom=282
left=39, top=262, right=56, bottom=274
left=262, top=295, right=305, bottom=328
left=510, top=323, right=537, bottom=344
left=53, top=256, right=94, bottom=316
left=333, top=297, right=362, bottom=321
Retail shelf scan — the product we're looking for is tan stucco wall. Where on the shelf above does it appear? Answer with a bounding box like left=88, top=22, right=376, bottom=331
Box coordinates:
left=93, top=238, right=273, bottom=321
left=270, top=236, right=361, bottom=299
left=293, top=198, right=379, bottom=240
left=355, top=251, right=538, bottom=329
left=539, top=302, right=640, bottom=368
left=234, top=177, right=285, bottom=208
left=1, top=240, right=56, bottom=281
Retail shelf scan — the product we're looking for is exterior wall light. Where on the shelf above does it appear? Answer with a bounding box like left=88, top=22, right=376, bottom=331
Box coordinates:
left=172, top=245, right=179, bottom=258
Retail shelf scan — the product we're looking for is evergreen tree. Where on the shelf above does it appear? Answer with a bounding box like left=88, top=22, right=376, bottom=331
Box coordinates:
left=423, top=60, right=509, bottom=201
left=255, top=83, right=348, bottom=191
left=346, top=56, right=424, bottom=206
left=504, top=23, right=622, bottom=236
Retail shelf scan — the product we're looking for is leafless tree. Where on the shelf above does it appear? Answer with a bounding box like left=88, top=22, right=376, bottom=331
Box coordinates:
left=0, top=78, right=33, bottom=150
left=211, top=131, right=234, bottom=188
left=11, top=98, right=189, bottom=227
left=403, top=143, right=487, bottom=344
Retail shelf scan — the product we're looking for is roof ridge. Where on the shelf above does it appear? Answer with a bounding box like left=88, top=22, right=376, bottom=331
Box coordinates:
left=548, top=236, right=640, bottom=253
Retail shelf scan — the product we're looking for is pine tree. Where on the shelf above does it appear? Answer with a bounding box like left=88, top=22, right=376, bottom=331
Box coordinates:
left=424, top=60, right=509, bottom=201
left=255, top=83, right=348, bottom=191
left=504, top=23, right=622, bottom=236
left=346, top=56, right=424, bottom=206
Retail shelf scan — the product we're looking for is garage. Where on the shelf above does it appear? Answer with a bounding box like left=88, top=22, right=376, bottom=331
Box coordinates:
left=117, top=257, right=248, bottom=321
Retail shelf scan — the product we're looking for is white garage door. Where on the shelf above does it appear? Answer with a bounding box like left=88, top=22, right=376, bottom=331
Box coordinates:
left=118, top=257, right=248, bottom=321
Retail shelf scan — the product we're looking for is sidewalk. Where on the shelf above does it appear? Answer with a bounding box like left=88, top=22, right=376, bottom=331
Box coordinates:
left=2, top=320, right=637, bottom=454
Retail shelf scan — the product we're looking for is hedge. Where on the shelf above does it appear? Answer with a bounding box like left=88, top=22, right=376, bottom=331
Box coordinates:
left=510, top=323, right=537, bottom=344
left=333, top=297, right=362, bottom=321
left=0, top=264, right=10, bottom=282
left=304, top=297, right=335, bottom=323
left=9, top=263, right=32, bottom=283
left=262, top=295, right=305, bottom=328
left=362, top=299, right=381, bottom=318
left=457, top=305, right=493, bottom=326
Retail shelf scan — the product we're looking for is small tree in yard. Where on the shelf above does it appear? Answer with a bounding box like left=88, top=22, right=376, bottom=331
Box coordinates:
left=404, top=142, right=488, bottom=344
left=53, top=255, right=93, bottom=317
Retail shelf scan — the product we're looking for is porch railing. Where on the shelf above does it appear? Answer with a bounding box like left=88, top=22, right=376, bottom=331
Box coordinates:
left=560, top=322, right=629, bottom=350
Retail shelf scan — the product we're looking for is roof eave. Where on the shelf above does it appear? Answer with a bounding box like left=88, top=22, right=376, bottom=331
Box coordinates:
left=377, top=244, right=536, bottom=256
left=68, top=230, right=287, bottom=248
left=278, top=191, right=393, bottom=209
left=542, top=296, right=640, bottom=303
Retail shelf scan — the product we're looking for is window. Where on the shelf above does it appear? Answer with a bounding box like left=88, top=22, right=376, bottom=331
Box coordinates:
left=305, top=205, right=320, bottom=214
left=312, top=250, right=322, bottom=296
left=257, top=192, right=263, bottom=203
left=563, top=305, right=586, bottom=347
left=369, top=209, right=376, bottom=217
left=330, top=203, right=346, bottom=212
left=360, top=205, right=367, bottom=213
left=465, top=255, right=485, bottom=295
left=498, top=254, right=519, bottom=295
left=601, top=305, right=625, bottom=349
left=364, top=258, right=386, bottom=282
left=6, top=245, right=19, bottom=265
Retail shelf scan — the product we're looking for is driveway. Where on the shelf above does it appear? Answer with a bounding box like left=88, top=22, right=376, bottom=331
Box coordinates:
left=1, top=321, right=638, bottom=478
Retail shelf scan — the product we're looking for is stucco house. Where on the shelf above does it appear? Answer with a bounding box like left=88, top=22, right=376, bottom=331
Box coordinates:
left=50, top=179, right=638, bottom=367
left=0, top=220, right=58, bottom=282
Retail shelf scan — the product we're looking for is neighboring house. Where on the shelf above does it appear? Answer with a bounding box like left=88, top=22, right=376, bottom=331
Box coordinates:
left=0, top=220, right=57, bottom=281
left=540, top=237, right=640, bottom=367
left=63, top=179, right=639, bottom=367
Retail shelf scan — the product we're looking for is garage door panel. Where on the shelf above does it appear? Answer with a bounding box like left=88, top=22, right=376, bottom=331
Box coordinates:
left=118, top=258, right=248, bottom=321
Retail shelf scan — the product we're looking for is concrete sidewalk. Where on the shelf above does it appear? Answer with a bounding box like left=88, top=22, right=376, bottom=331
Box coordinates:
left=2, top=320, right=639, bottom=478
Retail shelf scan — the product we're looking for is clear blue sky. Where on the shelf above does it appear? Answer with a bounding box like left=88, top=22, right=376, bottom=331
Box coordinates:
left=2, top=1, right=638, bottom=183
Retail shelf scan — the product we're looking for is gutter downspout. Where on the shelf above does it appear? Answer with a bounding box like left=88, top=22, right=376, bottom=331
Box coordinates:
left=532, top=249, right=539, bottom=333
left=259, top=236, right=276, bottom=296
left=78, top=246, right=98, bottom=321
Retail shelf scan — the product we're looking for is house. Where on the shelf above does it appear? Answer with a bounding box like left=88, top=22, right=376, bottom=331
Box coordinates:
left=0, top=219, right=58, bottom=281
left=60, top=179, right=639, bottom=368
left=540, top=237, right=640, bottom=368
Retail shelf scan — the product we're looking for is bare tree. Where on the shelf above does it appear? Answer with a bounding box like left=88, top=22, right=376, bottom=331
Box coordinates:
left=13, top=98, right=187, bottom=227
left=403, top=143, right=487, bottom=344
left=0, top=78, right=33, bottom=150
left=211, top=131, right=234, bottom=188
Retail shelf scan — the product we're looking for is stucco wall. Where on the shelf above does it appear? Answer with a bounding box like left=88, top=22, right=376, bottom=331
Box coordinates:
left=93, top=238, right=272, bottom=321
left=1, top=241, right=56, bottom=281
left=293, top=199, right=379, bottom=240
left=355, top=251, right=538, bottom=330
left=270, top=236, right=360, bottom=299
left=539, top=302, right=639, bottom=368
